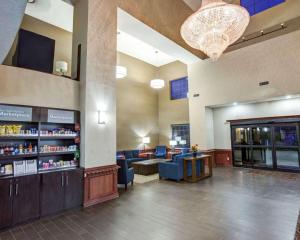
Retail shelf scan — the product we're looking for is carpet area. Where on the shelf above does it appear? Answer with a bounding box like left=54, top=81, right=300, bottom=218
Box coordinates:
left=134, top=173, right=159, bottom=184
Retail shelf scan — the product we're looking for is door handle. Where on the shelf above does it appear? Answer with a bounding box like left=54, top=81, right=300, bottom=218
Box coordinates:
left=61, top=174, right=64, bottom=187
left=15, top=183, right=19, bottom=196
left=66, top=174, right=69, bottom=186
left=9, top=181, right=12, bottom=198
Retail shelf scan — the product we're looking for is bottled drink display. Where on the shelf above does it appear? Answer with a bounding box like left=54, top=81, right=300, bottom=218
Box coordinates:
left=39, top=158, right=79, bottom=171
left=0, top=143, right=38, bottom=156
left=40, top=128, right=77, bottom=136
left=40, top=145, right=77, bottom=153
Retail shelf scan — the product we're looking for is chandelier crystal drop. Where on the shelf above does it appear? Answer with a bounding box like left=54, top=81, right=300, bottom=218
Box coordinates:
left=181, top=0, right=250, bottom=61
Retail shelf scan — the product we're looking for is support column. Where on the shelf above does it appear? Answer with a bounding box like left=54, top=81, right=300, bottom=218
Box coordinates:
left=73, top=0, right=118, bottom=207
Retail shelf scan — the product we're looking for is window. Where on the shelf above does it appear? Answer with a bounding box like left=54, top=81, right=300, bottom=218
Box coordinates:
left=170, top=77, right=188, bottom=100
left=171, top=124, right=190, bottom=148
left=240, top=0, right=285, bottom=16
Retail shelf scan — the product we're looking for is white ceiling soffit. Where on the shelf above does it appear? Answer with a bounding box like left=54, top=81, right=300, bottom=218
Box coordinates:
left=182, top=0, right=202, bottom=11
left=117, top=31, right=176, bottom=67
left=25, top=0, right=73, bottom=32
left=117, top=8, right=199, bottom=65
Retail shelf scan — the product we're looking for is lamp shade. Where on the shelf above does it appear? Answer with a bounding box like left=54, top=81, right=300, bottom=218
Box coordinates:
left=116, top=65, right=127, bottom=79
left=56, top=61, right=68, bottom=73
left=169, top=140, right=177, bottom=146
left=142, top=137, right=150, bottom=144
left=150, top=79, right=165, bottom=89
left=175, top=136, right=182, bottom=142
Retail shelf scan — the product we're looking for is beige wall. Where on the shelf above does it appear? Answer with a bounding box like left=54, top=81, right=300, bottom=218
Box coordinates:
left=117, top=52, right=159, bottom=150
left=158, top=61, right=189, bottom=146
left=244, top=0, right=300, bottom=35
left=188, top=30, right=300, bottom=150
left=0, top=65, right=79, bottom=110
left=213, top=98, right=300, bottom=150
left=4, top=15, right=73, bottom=77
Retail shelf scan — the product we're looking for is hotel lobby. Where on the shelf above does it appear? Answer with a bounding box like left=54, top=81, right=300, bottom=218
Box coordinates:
left=0, top=0, right=300, bottom=239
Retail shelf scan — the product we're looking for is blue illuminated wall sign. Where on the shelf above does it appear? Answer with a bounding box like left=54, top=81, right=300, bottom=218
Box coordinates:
left=240, top=0, right=285, bottom=16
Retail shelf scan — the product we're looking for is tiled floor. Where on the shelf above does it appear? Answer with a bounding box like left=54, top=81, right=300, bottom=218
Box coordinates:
left=1, top=167, right=300, bottom=240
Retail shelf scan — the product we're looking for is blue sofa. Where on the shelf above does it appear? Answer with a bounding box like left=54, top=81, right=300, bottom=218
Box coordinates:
left=117, top=159, right=134, bottom=190
left=158, top=153, right=202, bottom=181
left=117, top=150, right=145, bottom=167
left=155, top=145, right=167, bottom=159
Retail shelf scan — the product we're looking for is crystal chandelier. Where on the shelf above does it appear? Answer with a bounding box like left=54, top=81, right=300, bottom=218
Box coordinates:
left=181, top=0, right=250, bottom=61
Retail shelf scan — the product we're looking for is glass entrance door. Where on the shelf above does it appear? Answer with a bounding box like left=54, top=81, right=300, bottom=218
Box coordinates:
left=274, top=124, right=300, bottom=170
left=252, top=126, right=273, bottom=168
left=231, top=122, right=300, bottom=171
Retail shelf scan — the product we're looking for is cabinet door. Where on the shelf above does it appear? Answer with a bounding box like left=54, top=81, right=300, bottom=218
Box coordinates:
left=0, top=178, right=13, bottom=229
left=13, top=175, right=40, bottom=225
left=40, top=172, right=64, bottom=216
left=64, top=169, right=83, bottom=210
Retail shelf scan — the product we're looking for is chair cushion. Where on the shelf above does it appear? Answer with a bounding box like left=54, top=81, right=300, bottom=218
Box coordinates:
left=132, top=150, right=140, bottom=158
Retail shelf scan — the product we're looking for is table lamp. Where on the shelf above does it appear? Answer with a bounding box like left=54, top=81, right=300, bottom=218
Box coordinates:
left=142, top=137, right=150, bottom=150
left=56, top=61, right=68, bottom=76
left=169, top=140, right=177, bottom=151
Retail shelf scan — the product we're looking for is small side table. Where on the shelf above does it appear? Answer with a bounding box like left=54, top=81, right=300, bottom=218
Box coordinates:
left=183, top=155, right=213, bottom=183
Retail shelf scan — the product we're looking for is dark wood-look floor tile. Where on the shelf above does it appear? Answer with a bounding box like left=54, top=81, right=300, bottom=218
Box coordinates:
left=1, top=168, right=299, bottom=240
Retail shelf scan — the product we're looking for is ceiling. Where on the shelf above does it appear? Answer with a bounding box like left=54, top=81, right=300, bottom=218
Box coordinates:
left=117, top=8, right=199, bottom=66
left=183, top=0, right=238, bottom=11
left=25, top=0, right=199, bottom=67
left=25, top=0, right=73, bottom=32
left=117, top=31, right=175, bottom=67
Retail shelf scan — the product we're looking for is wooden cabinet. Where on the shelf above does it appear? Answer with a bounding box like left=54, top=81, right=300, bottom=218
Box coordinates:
left=64, top=169, right=83, bottom=210
left=13, top=175, right=40, bottom=224
left=40, top=171, right=65, bottom=216
left=0, top=175, right=40, bottom=229
left=0, top=178, right=13, bottom=229
left=40, top=169, right=83, bottom=217
left=0, top=169, right=83, bottom=229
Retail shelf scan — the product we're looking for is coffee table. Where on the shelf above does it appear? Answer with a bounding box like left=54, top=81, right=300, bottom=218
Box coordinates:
left=132, top=159, right=171, bottom=176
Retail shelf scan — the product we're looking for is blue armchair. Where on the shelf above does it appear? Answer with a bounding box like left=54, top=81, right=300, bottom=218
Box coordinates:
left=158, top=153, right=202, bottom=181
left=155, top=145, right=167, bottom=159
left=124, top=150, right=144, bottom=167
left=117, top=159, right=134, bottom=190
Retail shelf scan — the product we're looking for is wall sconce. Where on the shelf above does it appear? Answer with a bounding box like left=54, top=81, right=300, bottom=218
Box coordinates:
left=98, top=111, right=107, bottom=125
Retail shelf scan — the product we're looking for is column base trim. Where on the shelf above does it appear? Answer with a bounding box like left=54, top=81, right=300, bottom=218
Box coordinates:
left=83, top=164, right=119, bottom=208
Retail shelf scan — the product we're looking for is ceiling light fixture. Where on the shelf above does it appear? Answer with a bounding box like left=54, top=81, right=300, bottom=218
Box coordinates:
left=150, top=79, right=165, bottom=89
left=286, top=95, right=292, bottom=100
left=181, top=0, right=250, bottom=61
left=150, top=51, right=165, bottom=89
left=116, top=65, right=127, bottom=79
